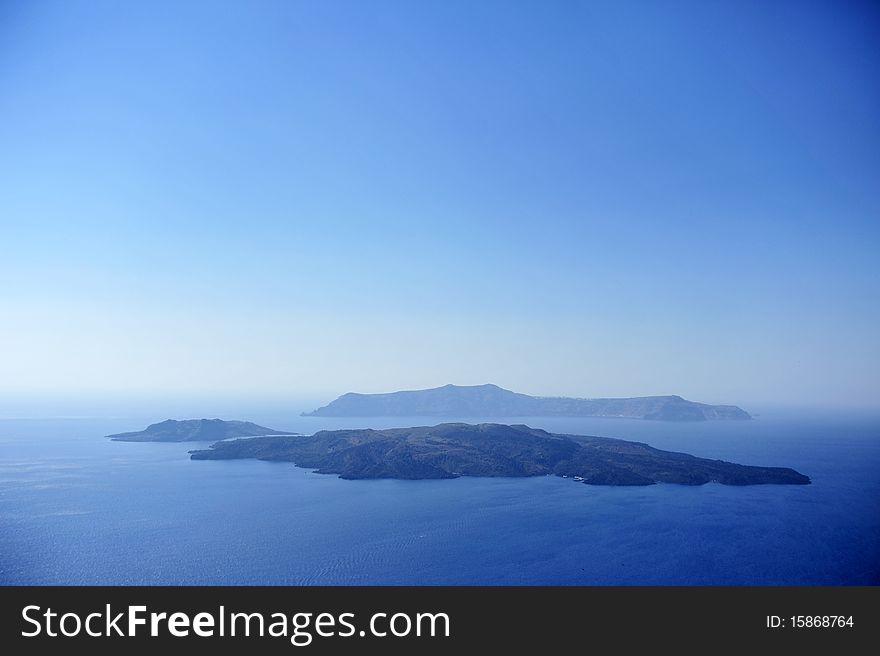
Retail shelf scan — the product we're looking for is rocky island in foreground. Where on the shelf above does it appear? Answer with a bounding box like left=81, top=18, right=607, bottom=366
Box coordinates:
left=188, top=422, right=809, bottom=486
left=108, top=419, right=296, bottom=442
left=304, top=384, right=752, bottom=421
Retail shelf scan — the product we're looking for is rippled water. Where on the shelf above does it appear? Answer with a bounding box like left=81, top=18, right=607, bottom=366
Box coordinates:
left=1, top=409, right=878, bottom=584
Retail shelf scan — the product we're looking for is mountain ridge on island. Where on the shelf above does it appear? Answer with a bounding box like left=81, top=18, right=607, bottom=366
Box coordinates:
left=189, top=422, right=808, bottom=486
left=107, top=418, right=296, bottom=442
left=304, top=384, right=751, bottom=421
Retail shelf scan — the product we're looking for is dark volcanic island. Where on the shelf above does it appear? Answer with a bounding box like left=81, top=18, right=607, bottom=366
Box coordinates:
left=186, top=422, right=809, bottom=486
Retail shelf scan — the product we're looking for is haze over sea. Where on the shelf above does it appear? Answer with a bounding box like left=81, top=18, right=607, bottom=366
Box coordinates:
left=1, top=404, right=877, bottom=585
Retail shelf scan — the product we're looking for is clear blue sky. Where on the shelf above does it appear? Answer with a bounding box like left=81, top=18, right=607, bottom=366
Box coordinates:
left=1, top=0, right=878, bottom=407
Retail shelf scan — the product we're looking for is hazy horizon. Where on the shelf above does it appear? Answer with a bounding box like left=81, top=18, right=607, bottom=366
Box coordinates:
left=2, top=1, right=879, bottom=408
left=2, top=388, right=879, bottom=423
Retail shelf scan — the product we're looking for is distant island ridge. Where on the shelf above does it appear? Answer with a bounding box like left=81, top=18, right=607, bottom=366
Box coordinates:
left=110, top=419, right=808, bottom=486
left=304, top=384, right=752, bottom=421
left=107, top=419, right=297, bottom=442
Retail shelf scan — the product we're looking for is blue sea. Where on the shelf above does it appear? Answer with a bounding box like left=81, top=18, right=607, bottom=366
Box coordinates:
left=1, top=408, right=878, bottom=585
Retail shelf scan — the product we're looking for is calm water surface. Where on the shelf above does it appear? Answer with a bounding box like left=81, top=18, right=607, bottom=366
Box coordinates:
left=1, top=409, right=878, bottom=584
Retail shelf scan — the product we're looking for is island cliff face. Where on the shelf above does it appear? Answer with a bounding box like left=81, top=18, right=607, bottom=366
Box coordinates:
left=189, top=423, right=808, bottom=486
left=108, top=419, right=293, bottom=442
left=304, top=384, right=751, bottom=421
